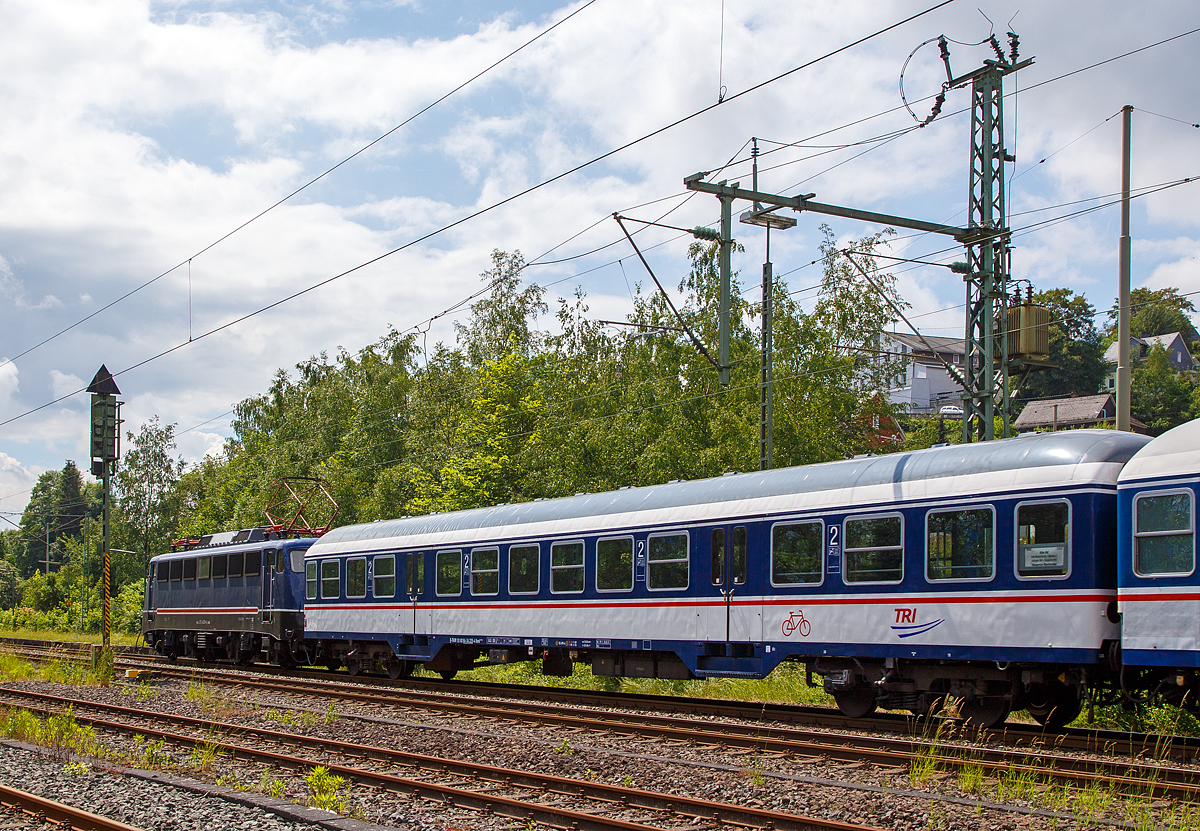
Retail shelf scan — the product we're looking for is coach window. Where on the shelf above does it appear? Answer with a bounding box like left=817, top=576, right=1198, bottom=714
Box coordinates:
left=551, top=542, right=584, bottom=593
left=405, top=553, right=425, bottom=596
left=183, top=558, right=196, bottom=581
left=244, top=550, right=261, bottom=577
left=926, top=507, right=994, bottom=581
left=1016, top=501, right=1071, bottom=578
left=374, top=556, right=396, bottom=598
left=712, top=528, right=748, bottom=587
left=197, top=556, right=211, bottom=581
left=436, top=550, right=462, bottom=597
left=509, top=545, right=539, bottom=594
left=305, top=561, right=318, bottom=600
left=345, top=558, right=366, bottom=598
left=472, top=548, right=499, bottom=595
left=169, top=559, right=183, bottom=582
left=597, top=537, right=633, bottom=592
left=321, top=560, right=340, bottom=599
left=648, top=532, right=689, bottom=590
left=211, top=554, right=227, bottom=579
left=227, top=551, right=244, bottom=578
left=772, top=521, right=824, bottom=585
left=1135, top=490, right=1195, bottom=577
left=732, top=526, right=747, bottom=585
left=844, top=515, right=903, bottom=584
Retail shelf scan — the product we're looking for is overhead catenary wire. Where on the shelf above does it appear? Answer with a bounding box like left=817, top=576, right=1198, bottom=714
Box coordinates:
left=0, top=0, right=957, bottom=431
left=0, top=0, right=603, bottom=375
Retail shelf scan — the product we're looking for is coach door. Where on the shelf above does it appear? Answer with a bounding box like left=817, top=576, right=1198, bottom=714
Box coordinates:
left=261, top=548, right=279, bottom=623
left=708, top=526, right=755, bottom=642
left=402, top=552, right=429, bottom=636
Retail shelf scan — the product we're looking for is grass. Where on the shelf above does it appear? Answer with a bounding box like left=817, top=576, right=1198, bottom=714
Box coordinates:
left=431, top=659, right=835, bottom=706
left=0, top=628, right=141, bottom=647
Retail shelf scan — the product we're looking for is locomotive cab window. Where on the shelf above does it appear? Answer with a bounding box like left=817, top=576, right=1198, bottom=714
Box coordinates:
left=648, top=532, right=689, bottom=590
left=290, top=550, right=306, bottom=573
left=275, top=550, right=285, bottom=573
left=844, top=515, right=903, bottom=584
left=772, top=520, right=824, bottom=585
left=1134, top=490, right=1195, bottom=577
left=244, top=550, right=260, bottom=577
left=346, top=558, right=367, bottom=598
left=169, top=559, right=183, bottom=582
left=374, top=555, right=395, bottom=598
left=926, top=506, right=995, bottom=581
left=1016, top=501, right=1070, bottom=578
left=509, top=545, right=539, bottom=594
left=597, top=537, right=633, bottom=592
left=471, top=548, right=499, bottom=596
left=305, top=561, right=318, bottom=600
left=551, top=542, right=584, bottom=594
left=436, top=550, right=461, bottom=597
left=197, top=556, right=211, bottom=581
left=320, top=559, right=340, bottom=599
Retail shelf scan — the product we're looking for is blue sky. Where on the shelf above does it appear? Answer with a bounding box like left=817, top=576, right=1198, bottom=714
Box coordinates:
left=1, top=0, right=1198, bottom=518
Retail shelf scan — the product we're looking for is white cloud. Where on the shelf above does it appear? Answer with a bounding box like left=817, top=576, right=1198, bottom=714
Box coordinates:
left=0, top=0, right=1197, bottom=516
left=49, top=370, right=84, bottom=401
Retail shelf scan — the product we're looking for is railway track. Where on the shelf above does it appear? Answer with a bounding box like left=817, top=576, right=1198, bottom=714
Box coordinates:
left=0, top=686, right=878, bottom=831
left=6, top=636, right=1197, bottom=762
left=0, top=781, right=143, bottom=831
left=92, top=664, right=1200, bottom=801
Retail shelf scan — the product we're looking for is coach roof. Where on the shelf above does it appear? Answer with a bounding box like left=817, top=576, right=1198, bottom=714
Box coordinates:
left=310, top=429, right=1151, bottom=555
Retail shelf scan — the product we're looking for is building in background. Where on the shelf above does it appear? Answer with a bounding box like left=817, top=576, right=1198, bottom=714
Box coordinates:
left=881, top=332, right=966, bottom=415
left=1102, top=332, right=1196, bottom=392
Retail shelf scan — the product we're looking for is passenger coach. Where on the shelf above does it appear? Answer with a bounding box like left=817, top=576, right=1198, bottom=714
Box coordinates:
left=304, top=429, right=1151, bottom=727
left=1117, top=418, right=1200, bottom=701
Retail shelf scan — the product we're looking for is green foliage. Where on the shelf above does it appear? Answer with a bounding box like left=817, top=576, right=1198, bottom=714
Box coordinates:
left=305, top=765, right=346, bottom=812
left=1107, top=286, right=1200, bottom=347
left=1019, top=287, right=1107, bottom=400
left=115, top=416, right=186, bottom=577
left=1132, top=343, right=1195, bottom=435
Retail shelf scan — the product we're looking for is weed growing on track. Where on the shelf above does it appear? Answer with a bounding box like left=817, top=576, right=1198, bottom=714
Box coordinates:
left=1, top=706, right=103, bottom=762
left=130, top=734, right=170, bottom=769
left=187, top=737, right=222, bottom=772
left=324, top=702, right=338, bottom=723
left=553, top=739, right=573, bottom=755
left=306, top=765, right=346, bottom=813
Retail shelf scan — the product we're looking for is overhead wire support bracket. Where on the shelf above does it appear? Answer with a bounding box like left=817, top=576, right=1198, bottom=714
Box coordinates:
left=612, top=214, right=721, bottom=372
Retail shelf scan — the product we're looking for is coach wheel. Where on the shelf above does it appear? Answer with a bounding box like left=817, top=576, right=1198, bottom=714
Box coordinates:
left=386, top=661, right=414, bottom=680
left=960, top=696, right=1011, bottom=730
left=439, top=670, right=458, bottom=681
left=347, top=660, right=361, bottom=677
left=833, top=688, right=877, bottom=719
left=1026, top=686, right=1081, bottom=730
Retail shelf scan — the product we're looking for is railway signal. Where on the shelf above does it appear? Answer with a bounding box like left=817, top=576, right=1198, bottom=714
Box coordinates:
left=87, top=365, right=122, bottom=649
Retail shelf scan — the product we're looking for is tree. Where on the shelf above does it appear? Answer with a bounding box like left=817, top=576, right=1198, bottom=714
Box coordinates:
left=115, top=416, right=185, bottom=566
left=1107, top=287, right=1200, bottom=349
left=1019, top=287, right=1107, bottom=400
left=1131, top=344, right=1194, bottom=435
left=454, top=250, right=547, bottom=366
left=17, top=470, right=60, bottom=578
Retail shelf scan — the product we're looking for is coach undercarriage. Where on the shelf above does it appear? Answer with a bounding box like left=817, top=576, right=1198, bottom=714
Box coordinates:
left=811, top=656, right=1087, bottom=729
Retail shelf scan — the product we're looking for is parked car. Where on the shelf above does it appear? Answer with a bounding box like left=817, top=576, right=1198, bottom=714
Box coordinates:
left=938, top=405, right=963, bottom=417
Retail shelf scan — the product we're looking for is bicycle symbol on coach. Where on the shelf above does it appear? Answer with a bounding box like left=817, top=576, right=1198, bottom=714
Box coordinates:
left=781, top=609, right=811, bottom=638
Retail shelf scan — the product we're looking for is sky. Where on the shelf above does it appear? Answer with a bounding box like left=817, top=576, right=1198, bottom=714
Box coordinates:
left=0, top=0, right=1198, bottom=518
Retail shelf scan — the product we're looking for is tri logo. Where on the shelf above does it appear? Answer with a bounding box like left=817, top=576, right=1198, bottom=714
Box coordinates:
left=890, top=607, right=944, bottom=638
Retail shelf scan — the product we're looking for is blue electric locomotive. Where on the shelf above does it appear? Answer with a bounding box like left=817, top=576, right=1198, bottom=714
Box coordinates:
left=142, top=527, right=313, bottom=665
